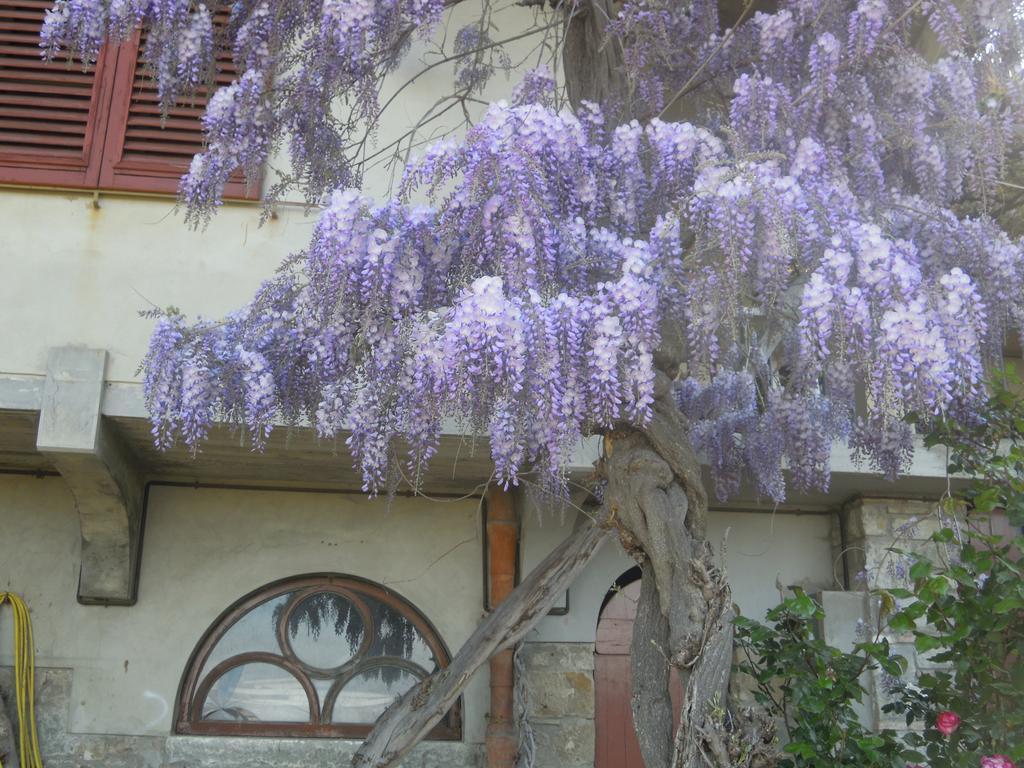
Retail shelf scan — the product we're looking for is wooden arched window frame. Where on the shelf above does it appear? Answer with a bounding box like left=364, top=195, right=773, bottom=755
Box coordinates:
left=175, top=573, right=461, bottom=739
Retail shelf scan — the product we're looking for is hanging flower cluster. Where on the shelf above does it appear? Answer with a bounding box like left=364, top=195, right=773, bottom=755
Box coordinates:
left=142, top=105, right=722, bottom=492
left=610, top=0, right=1024, bottom=495
left=46, top=0, right=1024, bottom=499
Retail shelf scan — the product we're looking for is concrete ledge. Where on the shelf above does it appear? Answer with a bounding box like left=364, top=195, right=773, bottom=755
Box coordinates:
left=0, top=375, right=43, bottom=411
left=166, top=736, right=481, bottom=768
left=35, top=348, right=145, bottom=605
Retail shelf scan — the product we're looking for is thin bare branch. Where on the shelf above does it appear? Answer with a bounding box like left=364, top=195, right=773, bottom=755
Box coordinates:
left=658, top=0, right=756, bottom=119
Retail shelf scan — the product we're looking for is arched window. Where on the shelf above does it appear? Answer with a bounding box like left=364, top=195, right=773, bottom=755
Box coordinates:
left=175, top=573, right=461, bottom=739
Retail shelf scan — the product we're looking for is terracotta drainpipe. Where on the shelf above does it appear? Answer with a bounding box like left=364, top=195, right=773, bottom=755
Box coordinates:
left=485, top=485, right=518, bottom=768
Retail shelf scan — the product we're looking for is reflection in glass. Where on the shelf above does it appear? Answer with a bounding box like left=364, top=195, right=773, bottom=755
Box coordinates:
left=331, top=667, right=421, bottom=723
left=182, top=576, right=458, bottom=737
left=312, top=677, right=333, bottom=706
left=202, top=663, right=309, bottom=722
left=287, top=592, right=365, bottom=670
left=200, top=593, right=292, bottom=680
left=362, top=595, right=438, bottom=673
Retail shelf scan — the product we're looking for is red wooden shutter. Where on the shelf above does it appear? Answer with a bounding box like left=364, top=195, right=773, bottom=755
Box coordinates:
left=98, top=13, right=258, bottom=199
left=0, top=0, right=116, bottom=188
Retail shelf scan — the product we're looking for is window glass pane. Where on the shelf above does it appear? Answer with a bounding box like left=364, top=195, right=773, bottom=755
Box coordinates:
left=362, top=595, right=438, bottom=670
left=200, top=593, right=292, bottom=680
left=312, top=677, right=333, bottom=708
left=331, top=667, right=420, bottom=723
left=180, top=575, right=458, bottom=738
left=202, top=663, right=309, bottom=722
left=287, top=592, right=365, bottom=669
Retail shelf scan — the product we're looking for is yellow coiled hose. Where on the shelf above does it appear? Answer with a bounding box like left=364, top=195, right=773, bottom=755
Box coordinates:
left=0, top=593, right=42, bottom=768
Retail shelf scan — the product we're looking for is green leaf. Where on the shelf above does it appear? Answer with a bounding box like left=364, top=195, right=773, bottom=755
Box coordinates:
left=910, top=560, right=932, bottom=580
left=925, top=576, right=950, bottom=596
left=888, top=613, right=916, bottom=632
left=914, top=633, right=942, bottom=653
left=857, top=736, right=886, bottom=749
left=972, top=487, right=1002, bottom=512
left=885, top=587, right=915, bottom=599
left=790, top=592, right=817, bottom=618
left=879, top=655, right=904, bottom=677
left=993, top=596, right=1022, bottom=613
left=903, top=601, right=928, bottom=619
left=933, top=527, right=956, bottom=543
left=784, top=742, right=816, bottom=759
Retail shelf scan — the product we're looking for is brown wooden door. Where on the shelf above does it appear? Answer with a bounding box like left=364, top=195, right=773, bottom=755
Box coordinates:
left=595, top=576, right=681, bottom=768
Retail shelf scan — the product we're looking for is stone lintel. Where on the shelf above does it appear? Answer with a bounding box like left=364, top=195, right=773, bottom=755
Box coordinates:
left=35, top=347, right=145, bottom=605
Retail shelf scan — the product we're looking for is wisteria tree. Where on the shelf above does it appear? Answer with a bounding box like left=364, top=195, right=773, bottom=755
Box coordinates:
left=42, top=0, right=1024, bottom=766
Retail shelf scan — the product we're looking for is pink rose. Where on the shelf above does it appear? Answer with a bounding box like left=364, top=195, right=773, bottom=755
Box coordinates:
left=981, top=756, right=1016, bottom=768
left=935, top=711, right=961, bottom=736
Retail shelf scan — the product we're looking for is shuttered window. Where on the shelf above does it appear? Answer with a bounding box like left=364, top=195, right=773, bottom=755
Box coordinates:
left=0, top=0, right=114, bottom=186
left=0, top=1, right=257, bottom=198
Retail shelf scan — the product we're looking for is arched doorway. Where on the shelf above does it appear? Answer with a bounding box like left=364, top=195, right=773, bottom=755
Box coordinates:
left=594, top=568, right=681, bottom=767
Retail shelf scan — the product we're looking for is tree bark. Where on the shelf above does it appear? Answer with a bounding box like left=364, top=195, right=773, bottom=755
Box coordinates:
left=353, top=517, right=611, bottom=768
left=354, top=2, right=748, bottom=765
left=562, top=0, right=630, bottom=118
left=630, top=558, right=674, bottom=767
left=671, top=601, right=734, bottom=768
left=600, top=360, right=734, bottom=768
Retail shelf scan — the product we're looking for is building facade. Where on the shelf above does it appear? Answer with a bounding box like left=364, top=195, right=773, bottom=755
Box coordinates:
left=0, top=4, right=988, bottom=767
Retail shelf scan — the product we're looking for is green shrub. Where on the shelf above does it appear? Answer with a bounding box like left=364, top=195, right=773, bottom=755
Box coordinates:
left=734, top=374, right=1023, bottom=768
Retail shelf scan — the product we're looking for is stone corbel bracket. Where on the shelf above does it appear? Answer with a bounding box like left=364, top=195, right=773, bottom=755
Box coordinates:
left=35, top=347, right=145, bottom=605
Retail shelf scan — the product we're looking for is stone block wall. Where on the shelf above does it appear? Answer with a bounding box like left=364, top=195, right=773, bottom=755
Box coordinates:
left=518, top=643, right=595, bottom=768
left=835, top=497, right=949, bottom=730
left=3, top=648, right=597, bottom=768
left=839, top=497, right=947, bottom=590
left=0, top=667, right=482, bottom=768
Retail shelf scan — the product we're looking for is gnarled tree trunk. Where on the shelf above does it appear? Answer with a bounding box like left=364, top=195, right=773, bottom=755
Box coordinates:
left=559, top=0, right=745, bottom=760
left=353, top=3, right=751, bottom=767
left=629, top=558, right=674, bottom=767
left=602, top=367, right=735, bottom=768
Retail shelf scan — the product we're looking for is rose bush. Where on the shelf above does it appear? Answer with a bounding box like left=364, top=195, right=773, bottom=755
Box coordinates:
left=882, top=376, right=1024, bottom=768
left=736, top=376, right=1023, bottom=768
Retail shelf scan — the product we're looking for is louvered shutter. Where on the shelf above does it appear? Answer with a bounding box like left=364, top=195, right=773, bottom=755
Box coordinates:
left=0, top=0, right=115, bottom=187
left=98, top=12, right=258, bottom=199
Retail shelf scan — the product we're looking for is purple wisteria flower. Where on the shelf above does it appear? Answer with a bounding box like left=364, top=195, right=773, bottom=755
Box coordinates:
left=57, top=0, right=1020, bottom=497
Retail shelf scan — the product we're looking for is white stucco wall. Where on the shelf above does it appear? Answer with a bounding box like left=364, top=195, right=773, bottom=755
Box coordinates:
left=522, top=506, right=837, bottom=643
left=0, top=191, right=315, bottom=383
left=0, top=475, right=487, bottom=743
left=0, top=472, right=838, bottom=746
left=0, top=3, right=541, bottom=387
